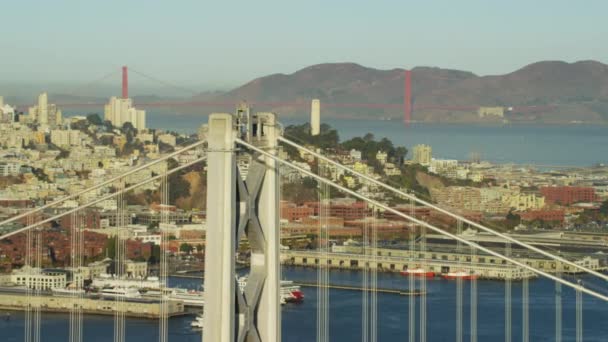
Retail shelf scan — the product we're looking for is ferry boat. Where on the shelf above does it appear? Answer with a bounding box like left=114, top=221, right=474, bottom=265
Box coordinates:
left=238, top=276, right=304, bottom=304
left=400, top=268, right=435, bottom=278
left=100, top=287, right=142, bottom=299
left=169, top=289, right=204, bottom=307
left=442, top=270, right=478, bottom=280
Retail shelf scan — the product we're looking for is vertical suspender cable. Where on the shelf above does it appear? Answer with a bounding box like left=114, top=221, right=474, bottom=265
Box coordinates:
left=159, top=171, right=169, bottom=342
left=362, top=203, right=369, bottom=342
left=33, top=228, right=42, bottom=342
left=114, top=180, right=125, bottom=342
left=505, top=242, right=512, bottom=342
left=456, top=220, right=463, bottom=342
left=555, top=272, right=562, bottom=342
left=470, top=238, right=477, bottom=342
left=371, top=205, right=378, bottom=342
left=316, top=161, right=329, bottom=342
left=78, top=211, right=84, bottom=342
left=25, top=215, right=33, bottom=342
left=522, top=277, right=529, bottom=342
left=576, top=281, right=583, bottom=342
left=408, top=198, right=416, bottom=342
left=69, top=212, right=77, bottom=342
left=419, top=204, right=427, bottom=342
left=70, top=209, right=84, bottom=342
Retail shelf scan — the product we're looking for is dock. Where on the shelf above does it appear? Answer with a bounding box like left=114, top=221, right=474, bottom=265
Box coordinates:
left=0, top=292, right=186, bottom=319
left=294, top=282, right=424, bottom=296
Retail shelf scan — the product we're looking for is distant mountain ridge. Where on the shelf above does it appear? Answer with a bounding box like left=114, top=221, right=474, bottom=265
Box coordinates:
left=10, top=60, right=608, bottom=124
left=204, top=60, right=608, bottom=123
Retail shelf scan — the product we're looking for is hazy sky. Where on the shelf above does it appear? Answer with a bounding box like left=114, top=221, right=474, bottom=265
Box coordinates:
left=3, top=0, right=607, bottom=92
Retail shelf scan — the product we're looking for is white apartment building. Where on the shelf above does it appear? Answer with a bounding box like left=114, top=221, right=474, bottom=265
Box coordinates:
left=376, top=151, right=388, bottom=165
left=412, top=144, right=432, bottom=166
left=104, top=97, right=146, bottom=130
left=50, top=129, right=82, bottom=147
left=0, top=161, right=21, bottom=176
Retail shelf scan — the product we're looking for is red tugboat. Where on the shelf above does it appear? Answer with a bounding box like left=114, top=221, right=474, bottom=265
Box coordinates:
left=442, top=270, right=478, bottom=280
left=400, top=267, right=436, bottom=278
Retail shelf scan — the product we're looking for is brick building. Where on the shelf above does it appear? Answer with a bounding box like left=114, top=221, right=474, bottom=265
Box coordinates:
left=520, top=209, right=565, bottom=223
left=382, top=206, right=431, bottom=221
left=540, top=186, right=599, bottom=205
left=280, top=202, right=314, bottom=222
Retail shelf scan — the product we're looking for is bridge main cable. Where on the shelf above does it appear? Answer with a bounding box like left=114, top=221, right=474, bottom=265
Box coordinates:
left=0, top=155, right=206, bottom=241
left=0, top=140, right=206, bottom=228
left=237, top=138, right=608, bottom=303
left=278, top=136, right=608, bottom=282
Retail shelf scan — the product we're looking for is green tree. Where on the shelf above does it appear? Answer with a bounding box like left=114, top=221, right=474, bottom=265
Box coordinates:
left=180, top=243, right=193, bottom=254
left=87, top=113, right=103, bottom=126
left=600, top=200, right=608, bottom=216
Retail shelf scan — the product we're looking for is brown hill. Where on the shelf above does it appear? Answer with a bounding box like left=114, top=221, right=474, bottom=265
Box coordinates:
left=201, top=60, right=608, bottom=123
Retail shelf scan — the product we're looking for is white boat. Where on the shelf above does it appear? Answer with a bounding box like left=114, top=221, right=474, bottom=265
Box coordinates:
left=100, top=287, right=142, bottom=299
left=238, top=276, right=304, bottom=304
left=169, top=288, right=205, bottom=307
left=191, top=314, right=204, bottom=329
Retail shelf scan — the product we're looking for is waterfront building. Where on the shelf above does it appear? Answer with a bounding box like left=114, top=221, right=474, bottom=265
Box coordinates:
left=11, top=266, right=84, bottom=290
left=124, top=260, right=148, bottom=278
left=478, top=106, right=505, bottom=118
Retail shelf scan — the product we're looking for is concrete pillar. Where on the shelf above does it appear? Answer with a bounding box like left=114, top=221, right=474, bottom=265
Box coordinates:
left=256, top=112, right=281, bottom=341
left=203, top=113, right=237, bottom=342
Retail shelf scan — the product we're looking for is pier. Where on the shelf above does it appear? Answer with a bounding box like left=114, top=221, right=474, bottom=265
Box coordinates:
left=0, top=292, right=185, bottom=319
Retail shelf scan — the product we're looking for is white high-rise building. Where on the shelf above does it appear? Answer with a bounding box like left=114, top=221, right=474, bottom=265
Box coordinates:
left=104, top=96, right=146, bottom=130
left=310, top=99, right=320, bottom=136
left=28, top=92, right=62, bottom=127
left=0, top=96, right=15, bottom=123
left=413, top=144, right=432, bottom=166
left=38, top=92, right=48, bottom=124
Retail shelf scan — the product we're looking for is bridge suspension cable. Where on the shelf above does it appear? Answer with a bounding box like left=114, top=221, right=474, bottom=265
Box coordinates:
left=0, top=140, right=206, bottom=230
left=0, top=155, right=207, bottom=241
left=277, top=137, right=608, bottom=282
left=237, top=138, right=608, bottom=303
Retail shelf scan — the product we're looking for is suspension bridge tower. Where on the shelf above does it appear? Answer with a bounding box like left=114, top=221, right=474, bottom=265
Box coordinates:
left=203, top=109, right=282, bottom=342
